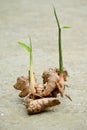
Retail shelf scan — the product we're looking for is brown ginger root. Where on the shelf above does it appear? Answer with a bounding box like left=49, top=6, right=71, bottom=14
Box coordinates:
left=41, top=68, right=72, bottom=101
left=13, top=72, right=37, bottom=98
left=13, top=68, right=71, bottom=115
left=14, top=76, right=30, bottom=97
left=35, top=83, right=58, bottom=98
left=13, top=76, right=44, bottom=99
left=24, top=97, right=60, bottom=114
left=41, top=71, right=59, bottom=97
left=41, top=68, right=61, bottom=97
left=13, top=74, right=59, bottom=98
left=13, top=68, right=70, bottom=99
left=34, top=68, right=65, bottom=98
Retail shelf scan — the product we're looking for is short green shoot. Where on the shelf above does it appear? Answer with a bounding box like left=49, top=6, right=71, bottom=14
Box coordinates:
left=18, top=37, right=35, bottom=85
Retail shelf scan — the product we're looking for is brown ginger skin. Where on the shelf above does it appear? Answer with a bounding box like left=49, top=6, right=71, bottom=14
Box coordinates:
left=41, top=68, right=71, bottom=99
left=41, top=71, right=60, bottom=97
left=41, top=68, right=61, bottom=97
left=14, top=76, right=30, bottom=97
left=32, top=69, right=60, bottom=98
left=13, top=68, right=71, bottom=114
left=13, top=74, right=59, bottom=98
left=54, top=68, right=68, bottom=81
left=13, top=68, right=70, bottom=100
left=24, top=97, right=60, bottom=114
left=13, top=68, right=68, bottom=98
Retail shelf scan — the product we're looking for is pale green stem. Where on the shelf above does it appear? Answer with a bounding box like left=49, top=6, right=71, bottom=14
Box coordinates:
left=29, top=38, right=35, bottom=84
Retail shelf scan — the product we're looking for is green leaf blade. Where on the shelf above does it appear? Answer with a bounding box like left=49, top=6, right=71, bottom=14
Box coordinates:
left=53, top=6, right=60, bottom=29
left=18, top=42, right=31, bottom=52
left=62, top=26, right=71, bottom=29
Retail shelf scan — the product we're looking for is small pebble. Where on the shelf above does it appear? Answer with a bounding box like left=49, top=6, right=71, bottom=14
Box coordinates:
left=1, top=113, right=4, bottom=116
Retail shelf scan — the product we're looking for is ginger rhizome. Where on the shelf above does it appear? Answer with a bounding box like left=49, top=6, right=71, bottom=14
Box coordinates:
left=14, top=67, right=71, bottom=114
left=13, top=7, right=72, bottom=115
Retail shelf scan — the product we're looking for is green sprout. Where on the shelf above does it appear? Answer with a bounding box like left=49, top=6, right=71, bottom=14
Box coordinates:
left=18, top=37, right=35, bottom=93
left=53, top=7, right=70, bottom=73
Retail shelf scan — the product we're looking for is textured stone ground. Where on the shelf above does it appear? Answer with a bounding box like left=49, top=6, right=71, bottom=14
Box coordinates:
left=0, top=0, right=87, bottom=130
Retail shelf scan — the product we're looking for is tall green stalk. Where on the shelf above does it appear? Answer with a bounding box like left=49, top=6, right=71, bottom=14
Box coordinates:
left=53, top=7, right=63, bottom=73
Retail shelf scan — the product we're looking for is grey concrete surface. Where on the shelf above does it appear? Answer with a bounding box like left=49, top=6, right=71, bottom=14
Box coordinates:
left=0, top=0, right=87, bottom=130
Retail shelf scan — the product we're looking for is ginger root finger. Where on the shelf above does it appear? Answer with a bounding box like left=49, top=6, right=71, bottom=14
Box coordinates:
left=40, top=82, right=57, bottom=97
left=25, top=98, right=60, bottom=114
left=40, top=70, right=60, bottom=97
left=13, top=76, right=30, bottom=97
left=19, top=89, right=30, bottom=97
left=56, top=82, right=64, bottom=97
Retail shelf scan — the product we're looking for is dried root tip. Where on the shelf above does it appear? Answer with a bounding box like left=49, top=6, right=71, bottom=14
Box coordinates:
left=56, top=82, right=64, bottom=97
left=65, top=94, right=72, bottom=101
left=26, top=98, right=60, bottom=114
